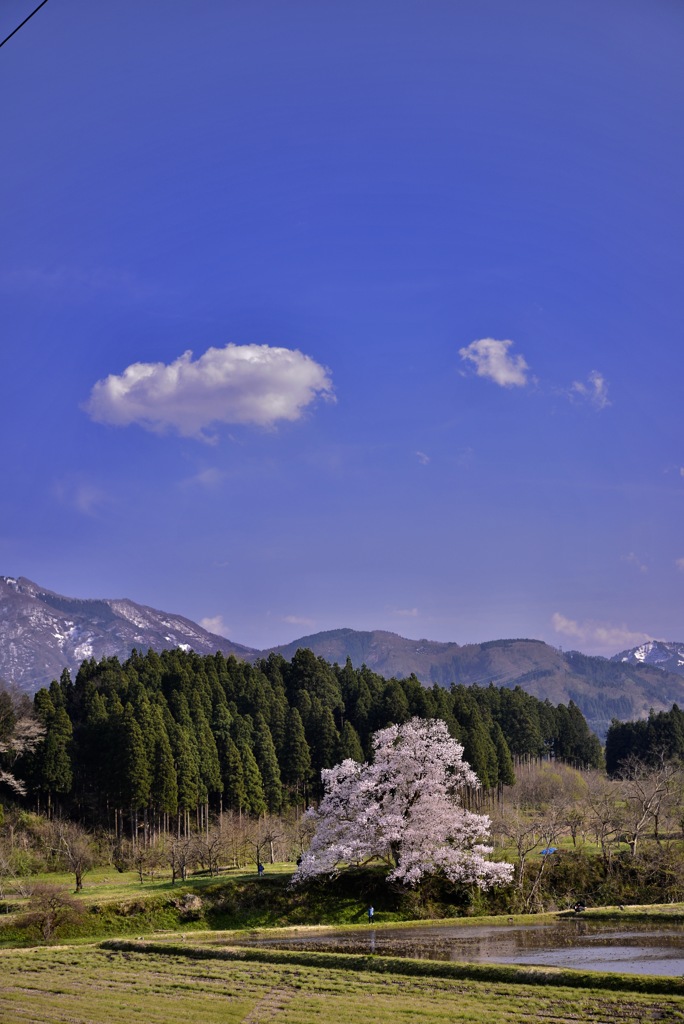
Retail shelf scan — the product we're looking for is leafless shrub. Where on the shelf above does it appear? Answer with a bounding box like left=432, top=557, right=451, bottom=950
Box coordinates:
left=20, top=882, right=85, bottom=941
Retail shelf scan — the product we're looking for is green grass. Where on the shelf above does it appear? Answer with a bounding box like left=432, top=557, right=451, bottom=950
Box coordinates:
left=0, top=864, right=392, bottom=946
left=1, top=943, right=683, bottom=1024
left=103, top=938, right=684, bottom=996
left=577, top=902, right=684, bottom=922
left=4, top=865, right=684, bottom=1023
left=6, top=856, right=684, bottom=950
left=22, top=861, right=295, bottom=902
left=159, top=910, right=564, bottom=945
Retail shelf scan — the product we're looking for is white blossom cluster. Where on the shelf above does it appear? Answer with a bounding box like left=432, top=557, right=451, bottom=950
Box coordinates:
left=293, top=717, right=514, bottom=888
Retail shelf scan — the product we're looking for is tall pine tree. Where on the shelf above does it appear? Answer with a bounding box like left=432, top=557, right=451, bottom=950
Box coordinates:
left=253, top=714, right=283, bottom=813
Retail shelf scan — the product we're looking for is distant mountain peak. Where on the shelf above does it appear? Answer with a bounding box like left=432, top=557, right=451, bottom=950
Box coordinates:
left=0, top=575, right=255, bottom=693
left=613, top=639, right=684, bottom=674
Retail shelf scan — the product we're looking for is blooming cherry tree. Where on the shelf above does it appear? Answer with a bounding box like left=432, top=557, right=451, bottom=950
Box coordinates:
left=293, top=717, right=513, bottom=888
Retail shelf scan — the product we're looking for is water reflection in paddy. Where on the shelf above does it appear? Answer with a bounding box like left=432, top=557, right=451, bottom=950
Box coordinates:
left=236, top=919, right=684, bottom=976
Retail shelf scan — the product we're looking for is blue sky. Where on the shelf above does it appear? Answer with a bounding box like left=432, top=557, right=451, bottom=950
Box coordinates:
left=1, top=0, right=682, bottom=655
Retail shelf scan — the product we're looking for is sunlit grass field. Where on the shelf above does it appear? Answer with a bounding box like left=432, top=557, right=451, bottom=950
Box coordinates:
left=4, top=850, right=684, bottom=1024
left=25, top=861, right=296, bottom=903
left=2, top=944, right=684, bottom=1024
left=4, top=860, right=684, bottom=1024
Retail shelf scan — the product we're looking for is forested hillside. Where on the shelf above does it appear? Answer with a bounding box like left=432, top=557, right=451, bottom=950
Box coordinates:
left=15, top=647, right=602, bottom=840
left=264, top=630, right=684, bottom=738
left=605, top=703, right=684, bottom=774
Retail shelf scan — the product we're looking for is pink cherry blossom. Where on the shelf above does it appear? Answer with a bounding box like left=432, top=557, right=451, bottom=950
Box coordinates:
left=293, top=717, right=513, bottom=888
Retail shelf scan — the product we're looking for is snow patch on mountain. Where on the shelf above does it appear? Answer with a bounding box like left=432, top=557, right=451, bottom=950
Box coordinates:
left=613, top=640, right=684, bottom=679
left=0, top=575, right=254, bottom=693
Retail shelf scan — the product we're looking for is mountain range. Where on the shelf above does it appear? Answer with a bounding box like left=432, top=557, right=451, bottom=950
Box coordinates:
left=1, top=575, right=683, bottom=738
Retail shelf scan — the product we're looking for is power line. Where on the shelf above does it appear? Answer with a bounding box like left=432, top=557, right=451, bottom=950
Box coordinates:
left=0, top=0, right=50, bottom=50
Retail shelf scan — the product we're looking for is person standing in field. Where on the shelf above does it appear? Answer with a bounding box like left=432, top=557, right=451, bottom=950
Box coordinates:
left=368, top=905, right=374, bottom=924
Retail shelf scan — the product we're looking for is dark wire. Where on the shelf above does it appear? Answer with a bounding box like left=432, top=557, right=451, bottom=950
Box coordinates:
left=0, top=0, right=50, bottom=50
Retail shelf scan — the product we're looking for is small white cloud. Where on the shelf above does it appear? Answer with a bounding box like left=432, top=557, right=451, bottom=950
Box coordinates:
left=200, top=615, right=230, bottom=637
left=73, top=484, right=105, bottom=516
left=283, top=614, right=315, bottom=628
left=415, top=451, right=431, bottom=465
left=458, top=338, right=529, bottom=388
left=85, top=343, right=334, bottom=441
left=675, top=558, right=684, bottom=572
left=53, top=478, right=107, bottom=517
left=181, top=468, right=224, bottom=488
left=623, top=552, right=648, bottom=574
left=393, top=607, right=419, bottom=618
left=680, top=467, right=684, bottom=478
left=552, top=612, right=653, bottom=653
left=570, top=370, right=610, bottom=410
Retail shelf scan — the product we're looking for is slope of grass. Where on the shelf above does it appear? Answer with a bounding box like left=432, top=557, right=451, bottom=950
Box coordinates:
left=5, top=857, right=684, bottom=949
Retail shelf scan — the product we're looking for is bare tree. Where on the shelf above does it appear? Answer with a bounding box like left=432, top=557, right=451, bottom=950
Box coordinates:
left=584, top=771, right=622, bottom=869
left=493, top=808, right=543, bottom=895
left=133, top=841, right=165, bottom=884
left=283, top=808, right=316, bottom=863
left=246, top=815, right=287, bottom=867
left=618, top=755, right=682, bottom=857
left=220, top=812, right=257, bottom=869
left=195, top=824, right=226, bottom=877
left=46, top=819, right=95, bottom=891
left=523, top=801, right=570, bottom=911
left=20, top=883, right=84, bottom=942
left=166, top=833, right=197, bottom=884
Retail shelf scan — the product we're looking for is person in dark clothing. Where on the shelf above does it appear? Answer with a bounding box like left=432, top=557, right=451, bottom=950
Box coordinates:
left=368, top=904, right=374, bottom=924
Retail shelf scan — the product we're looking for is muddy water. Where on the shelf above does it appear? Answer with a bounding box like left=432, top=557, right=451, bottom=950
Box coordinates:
left=237, top=919, right=684, bottom=976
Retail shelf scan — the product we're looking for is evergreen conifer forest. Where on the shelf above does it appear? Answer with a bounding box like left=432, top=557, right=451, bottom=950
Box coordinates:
left=15, top=647, right=602, bottom=838
left=605, top=705, right=684, bottom=774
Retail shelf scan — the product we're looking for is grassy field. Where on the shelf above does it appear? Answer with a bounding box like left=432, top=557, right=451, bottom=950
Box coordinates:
left=6, top=857, right=684, bottom=947
left=22, top=862, right=296, bottom=902
left=2, top=862, right=510, bottom=945
left=4, top=866, right=684, bottom=1023
left=1, top=943, right=684, bottom=1024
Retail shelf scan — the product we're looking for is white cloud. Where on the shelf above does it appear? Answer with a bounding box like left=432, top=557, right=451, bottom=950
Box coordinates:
left=85, top=343, right=334, bottom=441
left=623, top=552, right=648, bottom=574
left=200, top=615, right=230, bottom=637
left=393, top=607, right=419, bottom=617
left=53, top=478, right=107, bottom=517
left=283, top=614, right=315, bottom=628
left=570, top=370, right=610, bottom=410
left=680, top=467, right=684, bottom=478
left=552, top=612, right=654, bottom=653
left=415, top=451, right=431, bottom=465
left=181, top=468, right=224, bottom=488
left=458, top=338, right=529, bottom=388
left=675, top=558, right=684, bottom=572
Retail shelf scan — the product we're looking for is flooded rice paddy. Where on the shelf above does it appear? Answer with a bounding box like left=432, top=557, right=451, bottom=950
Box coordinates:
left=236, top=918, right=684, bottom=976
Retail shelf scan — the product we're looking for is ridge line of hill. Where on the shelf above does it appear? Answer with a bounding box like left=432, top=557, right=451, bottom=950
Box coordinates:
left=1, top=575, right=683, bottom=738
